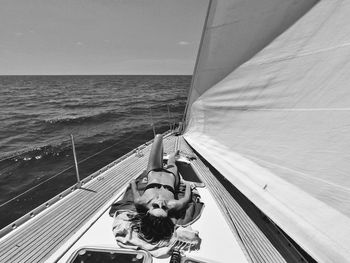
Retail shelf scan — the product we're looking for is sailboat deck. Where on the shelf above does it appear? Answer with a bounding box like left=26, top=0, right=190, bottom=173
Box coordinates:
left=0, top=134, right=300, bottom=262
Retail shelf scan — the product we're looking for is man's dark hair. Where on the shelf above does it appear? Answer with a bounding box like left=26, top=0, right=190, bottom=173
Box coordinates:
left=131, top=213, right=175, bottom=243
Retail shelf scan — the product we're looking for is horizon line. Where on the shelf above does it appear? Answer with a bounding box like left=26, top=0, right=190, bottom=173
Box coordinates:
left=0, top=74, right=192, bottom=76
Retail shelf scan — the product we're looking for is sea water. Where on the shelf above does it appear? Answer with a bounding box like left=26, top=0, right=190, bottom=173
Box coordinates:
left=0, top=75, right=190, bottom=228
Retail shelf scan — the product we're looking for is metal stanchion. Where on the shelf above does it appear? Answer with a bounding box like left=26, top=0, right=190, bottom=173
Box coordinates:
left=70, top=134, right=81, bottom=188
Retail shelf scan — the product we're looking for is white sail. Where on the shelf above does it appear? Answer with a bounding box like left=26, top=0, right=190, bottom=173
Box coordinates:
left=185, top=0, right=350, bottom=262
left=185, top=0, right=318, bottom=118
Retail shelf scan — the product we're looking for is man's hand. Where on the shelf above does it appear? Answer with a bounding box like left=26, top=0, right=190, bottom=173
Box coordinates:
left=190, top=182, right=196, bottom=190
left=184, top=181, right=196, bottom=190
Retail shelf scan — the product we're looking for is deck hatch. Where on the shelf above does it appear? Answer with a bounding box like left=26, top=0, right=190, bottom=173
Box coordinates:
left=68, top=247, right=151, bottom=263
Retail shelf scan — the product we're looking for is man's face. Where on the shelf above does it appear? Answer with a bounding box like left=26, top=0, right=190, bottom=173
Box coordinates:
left=148, top=199, right=168, bottom=217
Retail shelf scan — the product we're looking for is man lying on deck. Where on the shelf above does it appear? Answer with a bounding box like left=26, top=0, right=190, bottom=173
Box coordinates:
left=129, top=134, right=193, bottom=243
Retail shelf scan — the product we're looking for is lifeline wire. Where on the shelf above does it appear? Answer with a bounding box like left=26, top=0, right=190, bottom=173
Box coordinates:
left=0, top=134, right=135, bottom=208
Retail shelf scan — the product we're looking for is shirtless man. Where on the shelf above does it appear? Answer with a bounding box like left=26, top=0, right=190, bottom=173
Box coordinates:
left=130, top=134, right=192, bottom=218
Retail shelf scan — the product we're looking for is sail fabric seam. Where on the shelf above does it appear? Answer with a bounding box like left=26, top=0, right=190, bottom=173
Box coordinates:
left=242, top=153, right=350, bottom=193
left=298, top=42, right=350, bottom=58
left=242, top=108, right=350, bottom=111
left=247, top=42, right=350, bottom=67
left=208, top=20, right=240, bottom=30
left=196, top=67, right=233, bottom=72
left=191, top=107, right=350, bottom=112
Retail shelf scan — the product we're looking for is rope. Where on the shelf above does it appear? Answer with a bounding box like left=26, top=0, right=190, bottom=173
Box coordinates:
left=0, top=134, right=135, bottom=208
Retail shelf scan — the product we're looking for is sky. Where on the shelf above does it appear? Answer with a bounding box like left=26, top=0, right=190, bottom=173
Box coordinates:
left=0, top=0, right=209, bottom=75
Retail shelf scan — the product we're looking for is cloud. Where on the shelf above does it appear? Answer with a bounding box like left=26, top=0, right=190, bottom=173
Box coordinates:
left=178, top=41, right=190, bottom=45
left=75, top=42, right=83, bottom=46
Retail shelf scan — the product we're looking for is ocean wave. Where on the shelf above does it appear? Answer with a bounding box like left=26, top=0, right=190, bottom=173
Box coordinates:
left=62, top=101, right=104, bottom=109
left=0, top=126, right=154, bottom=167
left=44, top=111, right=125, bottom=125
left=0, top=141, right=71, bottom=163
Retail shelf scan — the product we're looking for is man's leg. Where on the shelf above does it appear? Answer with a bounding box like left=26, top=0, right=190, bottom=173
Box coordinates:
left=147, top=134, right=163, bottom=173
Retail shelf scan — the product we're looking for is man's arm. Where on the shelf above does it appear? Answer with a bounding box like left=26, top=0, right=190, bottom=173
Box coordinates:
left=130, top=180, right=148, bottom=213
left=169, top=181, right=193, bottom=211
left=130, top=179, right=143, bottom=205
left=168, top=150, right=179, bottom=166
